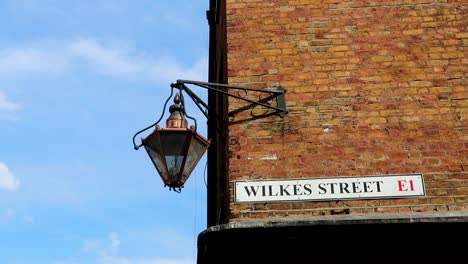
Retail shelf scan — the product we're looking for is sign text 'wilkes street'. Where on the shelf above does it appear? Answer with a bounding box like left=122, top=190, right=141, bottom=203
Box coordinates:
left=235, top=174, right=425, bottom=203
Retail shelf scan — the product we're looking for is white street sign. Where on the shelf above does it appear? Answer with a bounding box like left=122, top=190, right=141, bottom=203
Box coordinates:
left=235, top=174, right=425, bottom=203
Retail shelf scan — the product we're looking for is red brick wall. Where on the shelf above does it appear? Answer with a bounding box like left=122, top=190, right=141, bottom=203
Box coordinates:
left=226, top=0, right=467, bottom=220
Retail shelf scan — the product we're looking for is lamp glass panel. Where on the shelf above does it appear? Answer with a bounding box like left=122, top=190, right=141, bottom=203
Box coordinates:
left=143, top=133, right=168, bottom=182
left=160, top=132, right=189, bottom=183
left=181, top=134, right=209, bottom=183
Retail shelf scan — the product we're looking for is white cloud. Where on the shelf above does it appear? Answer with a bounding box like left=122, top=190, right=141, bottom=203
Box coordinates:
left=77, top=232, right=195, bottom=264
left=69, top=38, right=207, bottom=83
left=56, top=256, right=194, bottom=264
left=98, top=256, right=195, bottom=264
left=147, top=56, right=207, bottom=83
left=70, top=39, right=140, bottom=77
left=3, top=208, right=15, bottom=219
left=154, top=228, right=196, bottom=255
left=0, top=38, right=207, bottom=83
left=23, top=215, right=34, bottom=224
left=82, top=232, right=121, bottom=256
left=0, top=91, right=20, bottom=111
left=0, top=47, right=69, bottom=75
left=109, top=232, right=120, bottom=255
left=0, top=162, right=20, bottom=191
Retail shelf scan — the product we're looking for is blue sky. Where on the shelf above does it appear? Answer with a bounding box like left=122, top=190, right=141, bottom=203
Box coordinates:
left=0, top=1, right=210, bottom=263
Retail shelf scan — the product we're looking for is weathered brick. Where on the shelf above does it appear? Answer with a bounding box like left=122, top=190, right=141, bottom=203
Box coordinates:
left=226, top=0, right=467, bottom=222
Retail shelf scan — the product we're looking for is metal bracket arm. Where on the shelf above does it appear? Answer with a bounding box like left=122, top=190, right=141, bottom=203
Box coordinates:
left=173, top=79, right=288, bottom=118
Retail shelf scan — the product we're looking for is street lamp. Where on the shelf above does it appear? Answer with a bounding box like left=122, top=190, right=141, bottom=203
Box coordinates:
left=132, top=80, right=287, bottom=192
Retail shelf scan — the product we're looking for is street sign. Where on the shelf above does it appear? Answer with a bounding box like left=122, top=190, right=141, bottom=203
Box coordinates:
left=235, top=174, right=425, bottom=203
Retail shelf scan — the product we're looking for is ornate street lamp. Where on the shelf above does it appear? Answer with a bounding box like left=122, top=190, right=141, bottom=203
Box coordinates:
left=133, top=90, right=210, bottom=192
left=132, top=80, right=287, bottom=192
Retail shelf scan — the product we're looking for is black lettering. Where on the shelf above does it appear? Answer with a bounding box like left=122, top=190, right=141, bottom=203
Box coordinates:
left=352, top=182, right=361, bottom=193
left=244, top=186, right=259, bottom=197
left=268, top=185, right=278, bottom=196
left=339, top=182, right=350, bottom=193
left=261, top=185, right=267, bottom=196
left=374, top=181, right=384, bottom=192
left=363, top=181, right=371, bottom=192
left=328, top=182, right=337, bottom=194
left=303, top=184, right=313, bottom=195
left=280, top=185, right=291, bottom=196
left=318, top=183, right=327, bottom=194
left=293, top=184, right=302, bottom=195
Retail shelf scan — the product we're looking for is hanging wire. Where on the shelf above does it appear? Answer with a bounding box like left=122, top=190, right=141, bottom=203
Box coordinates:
left=192, top=158, right=198, bottom=258
left=179, top=89, right=198, bottom=132
left=132, top=86, right=175, bottom=150
left=204, top=159, right=208, bottom=188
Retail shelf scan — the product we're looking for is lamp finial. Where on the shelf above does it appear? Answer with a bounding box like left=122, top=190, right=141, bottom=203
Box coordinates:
left=166, top=92, right=188, bottom=128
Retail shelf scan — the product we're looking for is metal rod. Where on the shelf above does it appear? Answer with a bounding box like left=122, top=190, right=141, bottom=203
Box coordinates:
left=184, top=81, right=287, bottom=113
left=179, top=90, right=198, bottom=131
left=180, top=84, right=210, bottom=119
left=132, top=87, right=174, bottom=150
left=177, top=79, right=286, bottom=94
left=175, top=79, right=288, bottom=116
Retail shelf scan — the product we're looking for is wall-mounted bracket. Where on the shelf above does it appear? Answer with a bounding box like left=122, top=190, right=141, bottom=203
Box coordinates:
left=172, top=79, right=288, bottom=120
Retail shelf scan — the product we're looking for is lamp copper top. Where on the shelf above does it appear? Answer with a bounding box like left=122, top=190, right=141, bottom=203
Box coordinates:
left=166, top=93, right=188, bottom=129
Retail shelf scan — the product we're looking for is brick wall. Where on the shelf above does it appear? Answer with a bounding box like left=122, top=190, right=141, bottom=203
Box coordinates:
left=226, top=0, right=467, bottom=220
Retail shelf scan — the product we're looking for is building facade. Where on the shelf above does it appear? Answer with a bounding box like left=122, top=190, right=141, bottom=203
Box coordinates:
left=199, top=0, right=467, bottom=263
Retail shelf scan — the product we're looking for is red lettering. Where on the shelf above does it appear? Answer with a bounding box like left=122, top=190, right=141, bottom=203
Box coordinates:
left=398, top=180, right=416, bottom=192
left=398, top=180, right=407, bottom=191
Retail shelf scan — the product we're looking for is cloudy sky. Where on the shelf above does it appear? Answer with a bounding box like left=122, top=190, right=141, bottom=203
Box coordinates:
left=0, top=1, right=210, bottom=263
